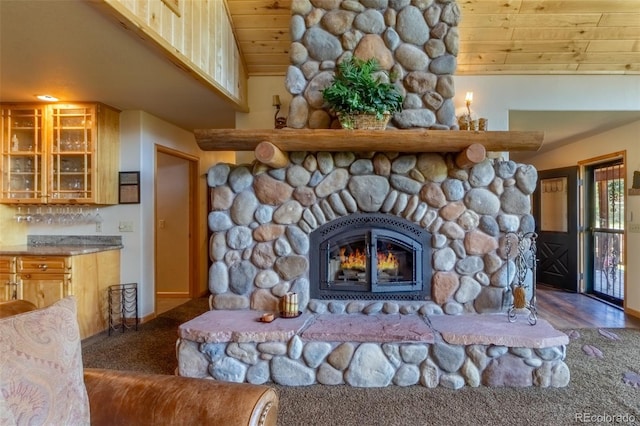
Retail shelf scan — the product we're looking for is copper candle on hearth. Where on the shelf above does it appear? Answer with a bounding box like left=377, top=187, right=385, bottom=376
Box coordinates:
left=280, top=292, right=298, bottom=317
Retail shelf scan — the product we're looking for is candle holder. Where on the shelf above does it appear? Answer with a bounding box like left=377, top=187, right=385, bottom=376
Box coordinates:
left=459, top=92, right=488, bottom=131
left=279, top=292, right=300, bottom=318
left=272, top=95, right=287, bottom=129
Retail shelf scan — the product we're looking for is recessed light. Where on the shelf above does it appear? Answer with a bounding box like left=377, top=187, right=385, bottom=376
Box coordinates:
left=36, top=95, right=59, bottom=102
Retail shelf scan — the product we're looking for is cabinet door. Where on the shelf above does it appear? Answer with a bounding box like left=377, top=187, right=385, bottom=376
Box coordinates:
left=1, top=102, right=119, bottom=206
left=18, top=273, right=69, bottom=308
left=0, top=256, right=17, bottom=301
left=48, top=105, right=96, bottom=203
left=0, top=106, right=46, bottom=203
left=0, top=273, right=17, bottom=302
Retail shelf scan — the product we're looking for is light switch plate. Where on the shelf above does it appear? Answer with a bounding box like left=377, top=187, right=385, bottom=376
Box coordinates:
left=119, top=221, right=134, bottom=232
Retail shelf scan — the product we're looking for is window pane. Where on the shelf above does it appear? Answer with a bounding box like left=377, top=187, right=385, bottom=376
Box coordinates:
left=540, top=177, right=568, bottom=232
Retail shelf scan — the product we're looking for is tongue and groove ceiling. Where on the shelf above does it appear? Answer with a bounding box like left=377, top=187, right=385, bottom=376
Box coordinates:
left=227, top=0, right=640, bottom=76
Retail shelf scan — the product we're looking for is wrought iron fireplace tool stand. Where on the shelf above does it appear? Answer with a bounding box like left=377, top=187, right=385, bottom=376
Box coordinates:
left=505, top=232, right=538, bottom=325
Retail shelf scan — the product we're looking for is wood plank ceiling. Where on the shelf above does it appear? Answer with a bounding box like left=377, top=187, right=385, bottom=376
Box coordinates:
left=226, top=0, right=640, bottom=76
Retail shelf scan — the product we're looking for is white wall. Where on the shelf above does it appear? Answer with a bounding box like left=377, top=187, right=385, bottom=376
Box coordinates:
left=118, top=111, right=234, bottom=317
left=235, top=76, right=289, bottom=163
left=453, top=75, right=640, bottom=131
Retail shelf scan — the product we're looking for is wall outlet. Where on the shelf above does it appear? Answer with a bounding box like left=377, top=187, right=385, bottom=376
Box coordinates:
left=119, top=221, right=134, bottom=232
left=95, top=222, right=102, bottom=233
left=629, top=223, right=640, bottom=233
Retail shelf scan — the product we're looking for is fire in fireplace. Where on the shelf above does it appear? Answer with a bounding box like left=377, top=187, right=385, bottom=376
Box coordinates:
left=310, top=214, right=431, bottom=301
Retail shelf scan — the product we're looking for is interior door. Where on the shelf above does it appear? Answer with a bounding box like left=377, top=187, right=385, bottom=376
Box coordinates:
left=156, top=151, right=191, bottom=298
left=533, top=166, right=578, bottom=291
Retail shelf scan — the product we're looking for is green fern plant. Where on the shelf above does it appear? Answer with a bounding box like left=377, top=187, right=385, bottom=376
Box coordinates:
left=322, top=57, right=403, bottom=122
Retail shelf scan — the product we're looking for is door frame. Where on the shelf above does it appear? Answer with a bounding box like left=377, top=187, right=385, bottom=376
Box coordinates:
left=154, top=145, right=199, bottom=308
left=578, top=150, right=627, bottom=309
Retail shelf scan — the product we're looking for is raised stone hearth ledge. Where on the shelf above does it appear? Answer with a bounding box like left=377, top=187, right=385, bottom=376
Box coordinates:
left=194, top=129, right=544, bottom=153
left=430, top=314, right=568, bottom=348
left=177, top=310, right=570, bottom=388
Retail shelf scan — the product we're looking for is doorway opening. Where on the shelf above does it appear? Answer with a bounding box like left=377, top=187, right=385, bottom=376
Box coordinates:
left=583, top=154, right=626, bottom=307
left=155, top=146, right=199, bottom=315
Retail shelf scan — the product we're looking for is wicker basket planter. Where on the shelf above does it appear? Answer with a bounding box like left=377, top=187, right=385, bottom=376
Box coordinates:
left=338, top=112, right=391, bottom=130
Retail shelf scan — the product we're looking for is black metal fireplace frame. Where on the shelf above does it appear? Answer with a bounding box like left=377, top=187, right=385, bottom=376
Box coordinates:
left=309, top=213, right=432, bottom=301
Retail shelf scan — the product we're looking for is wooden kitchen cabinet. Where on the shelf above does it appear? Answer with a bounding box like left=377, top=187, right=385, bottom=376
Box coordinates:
left=0, top=102, right=120, bottom=205
left=0, top=256, right=17, bottom=302
left=14, top=250, right=121, bottom=338
left=70, top=250, right=121, bottom=339
left=17, top=256, right=71, bottom=308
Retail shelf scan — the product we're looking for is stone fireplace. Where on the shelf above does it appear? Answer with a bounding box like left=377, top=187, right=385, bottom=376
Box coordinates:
left=206, top=151, right=538, bottom=316
left=179, top=0, right=568, bottom=389
left=183, top=157, right=568, bottom=389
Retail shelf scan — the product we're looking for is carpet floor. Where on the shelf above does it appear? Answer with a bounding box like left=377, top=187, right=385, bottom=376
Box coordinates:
left=82, top=297, right=640, bottom=426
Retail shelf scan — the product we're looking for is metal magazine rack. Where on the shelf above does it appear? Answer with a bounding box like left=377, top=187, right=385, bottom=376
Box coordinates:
left=108, top=283, right=138, bottom=335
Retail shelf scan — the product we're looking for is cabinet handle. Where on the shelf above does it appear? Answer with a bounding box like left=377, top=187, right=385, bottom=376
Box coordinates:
left=9, top=282, right=17, bottom=299
left=38, top=264, right=48, bottom=271
left=24, top=274, right=31, bottom=279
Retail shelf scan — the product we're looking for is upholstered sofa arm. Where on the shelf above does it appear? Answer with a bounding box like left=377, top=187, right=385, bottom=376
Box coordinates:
left=83, top=368, right=279, bottom=426
left=0, top=299, right=38, bottom=318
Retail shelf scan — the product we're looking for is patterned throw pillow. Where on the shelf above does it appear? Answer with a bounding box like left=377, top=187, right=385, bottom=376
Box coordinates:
left=0, top=296, right=90, bottom=425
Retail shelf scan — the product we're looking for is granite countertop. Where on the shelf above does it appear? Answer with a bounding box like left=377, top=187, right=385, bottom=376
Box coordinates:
left=0, top=244, right=123, bottom=256
left=0, top=235, right=123, bottom=256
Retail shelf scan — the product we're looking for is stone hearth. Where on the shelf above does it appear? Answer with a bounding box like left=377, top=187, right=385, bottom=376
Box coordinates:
left=177, top=310, right=570, bottom=388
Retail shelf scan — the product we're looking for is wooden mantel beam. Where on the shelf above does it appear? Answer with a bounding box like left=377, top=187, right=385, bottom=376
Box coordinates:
left=194, top=129, right=544, bottom=153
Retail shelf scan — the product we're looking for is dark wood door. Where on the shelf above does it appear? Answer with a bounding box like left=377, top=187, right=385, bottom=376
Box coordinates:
left=533, top=166, right=579, bottom=292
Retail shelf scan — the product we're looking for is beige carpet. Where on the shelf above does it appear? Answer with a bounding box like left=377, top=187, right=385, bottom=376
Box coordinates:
left=81, top=298, right=640, bottom=426
left=276, top=328, right=640, bottom=425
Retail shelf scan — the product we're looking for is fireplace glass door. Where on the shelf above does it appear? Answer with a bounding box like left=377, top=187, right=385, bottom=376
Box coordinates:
left=319, top=228, right=424, bottom=297
left=373, top=230, right=417, bottom=292
left=310, top=213, right=431, bottom=301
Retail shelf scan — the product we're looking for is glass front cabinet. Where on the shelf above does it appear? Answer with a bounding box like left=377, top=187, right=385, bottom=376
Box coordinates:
left=0, top=103, right=120, bottom=205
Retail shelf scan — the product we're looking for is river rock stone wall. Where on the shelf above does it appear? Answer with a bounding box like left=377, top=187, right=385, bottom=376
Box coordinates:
left=178, top=337, right=569, bottom=388
left=207, top=151, right=538, bottom=314
left=286, top=0, right=460, bottom=129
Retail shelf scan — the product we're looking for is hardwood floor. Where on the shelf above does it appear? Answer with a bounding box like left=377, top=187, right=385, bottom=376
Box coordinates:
left=156, top=297, right=191, bottom=315
left=536, top=284, right=640, bottom=329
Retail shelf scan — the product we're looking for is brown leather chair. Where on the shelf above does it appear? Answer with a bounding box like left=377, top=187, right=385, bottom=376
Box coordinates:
left=0, top=298, right=278, bottom=426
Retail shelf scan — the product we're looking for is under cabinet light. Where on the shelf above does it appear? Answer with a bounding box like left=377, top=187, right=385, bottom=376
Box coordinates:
left=36, top=95, right=59, bottom=102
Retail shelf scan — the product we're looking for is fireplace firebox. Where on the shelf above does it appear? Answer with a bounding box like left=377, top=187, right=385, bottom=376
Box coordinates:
left=310, top=214, right=431, bottom=301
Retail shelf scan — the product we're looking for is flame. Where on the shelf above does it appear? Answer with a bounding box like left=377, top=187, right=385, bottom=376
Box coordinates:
left=377, top=251, right=399, bottom=271
left=340, top=247, right=366, bottom=270
left=339, top=247, right=399, bottom=271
